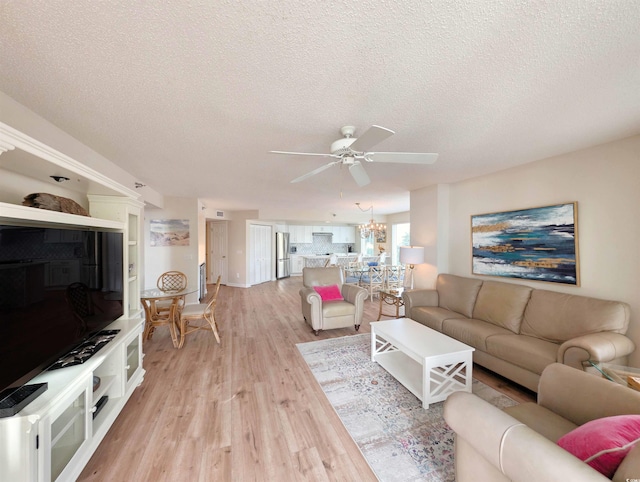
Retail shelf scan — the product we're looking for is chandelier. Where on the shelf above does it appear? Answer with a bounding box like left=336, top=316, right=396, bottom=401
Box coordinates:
left=356, top=203, right=386, bottom=239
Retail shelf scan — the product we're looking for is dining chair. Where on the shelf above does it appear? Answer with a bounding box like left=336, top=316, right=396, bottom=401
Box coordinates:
left=378, top=252, right=388, bottom=265
left=385, top=265, right=404, bottom=291
left=176, top=275, right=222, bottom=348
left=155, top=270, right=188, bottom=315
left=324, top=253, right=338, bottom=267
left=157, top=270, right=188, bottom=292
left=360, top=265, right=385, bottom=300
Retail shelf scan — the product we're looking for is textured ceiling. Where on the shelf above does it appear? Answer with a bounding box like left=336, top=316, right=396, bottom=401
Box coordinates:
left=1, top=1, right=639, bottom=223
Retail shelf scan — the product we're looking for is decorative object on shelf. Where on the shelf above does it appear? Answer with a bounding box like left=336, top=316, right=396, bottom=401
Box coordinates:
left=22, top=193, right=89, bottom=216
left=400, top=245, right=424, bottom=289
left=49, top=175, right=70, bottom=183
left=356, top=202, right=386, bottom=239
left=471, top=202, right=579, bottom=285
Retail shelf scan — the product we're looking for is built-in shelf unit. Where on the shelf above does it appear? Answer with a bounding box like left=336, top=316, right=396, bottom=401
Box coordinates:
left=0, top=121, right=145, bottom=482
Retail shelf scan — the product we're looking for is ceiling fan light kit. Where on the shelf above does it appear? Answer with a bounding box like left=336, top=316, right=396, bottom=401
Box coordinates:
left=269, top=125, right=438, bottom=187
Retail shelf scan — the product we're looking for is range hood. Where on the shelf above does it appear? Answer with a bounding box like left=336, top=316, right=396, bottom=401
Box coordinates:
left=312, top=232, right=332, bottom=236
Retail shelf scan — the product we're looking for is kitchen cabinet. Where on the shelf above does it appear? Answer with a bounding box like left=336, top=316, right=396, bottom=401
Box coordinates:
left=312, top=225, right=333, bottom=234
left=290, top=254, right=304, bottom=275
left=289, top=225, right=312, bottom=243
left=332, top=226, right=356, bottom=243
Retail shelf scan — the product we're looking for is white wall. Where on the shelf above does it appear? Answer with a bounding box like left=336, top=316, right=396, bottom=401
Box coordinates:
left=411, top=134, right=640, bottom=365
left=143, top=197, right=201, bottom=304
left=225, top=210, right=259, bottom=287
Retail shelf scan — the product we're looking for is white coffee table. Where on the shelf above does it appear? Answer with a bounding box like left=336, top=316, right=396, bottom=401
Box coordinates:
left=371, top=318, right=475, bottom=408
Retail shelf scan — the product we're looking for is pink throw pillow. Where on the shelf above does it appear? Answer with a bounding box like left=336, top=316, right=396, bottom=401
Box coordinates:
left=313, top=284, right=343, bottom=301
left=557, top=414, right=640, bottom=478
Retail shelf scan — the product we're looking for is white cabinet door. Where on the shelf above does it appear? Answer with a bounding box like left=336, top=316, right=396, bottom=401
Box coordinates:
left=289, top=226, right=301, bottom=243
left=250, top=224, right=272, bottom=285
left=290, top=255, right=304, bottom=275
left=290, top=225, right=313, bottom=243
left=343, top=226, right=356, bottom=243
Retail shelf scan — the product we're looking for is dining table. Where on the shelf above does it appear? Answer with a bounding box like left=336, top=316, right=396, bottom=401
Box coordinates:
left=140, top=287, right=198, bottom=348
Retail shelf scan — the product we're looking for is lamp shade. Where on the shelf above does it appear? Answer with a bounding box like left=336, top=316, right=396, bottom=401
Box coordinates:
left=399, top=246, right=425, bottom=265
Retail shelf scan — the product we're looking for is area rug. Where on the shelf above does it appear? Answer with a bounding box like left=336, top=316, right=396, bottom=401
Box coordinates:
left=297, top=334, right=517, bottom=482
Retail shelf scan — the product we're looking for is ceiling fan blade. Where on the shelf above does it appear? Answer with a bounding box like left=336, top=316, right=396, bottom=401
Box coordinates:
left=349, top=161, right=371, bottom=187
left=348, top=125, right=395, bottom=152
left=365, top=152, right=439, bottom=164
left=270, top=150, right=335, bottom=158
left=290, top=161, right=339, bottom=183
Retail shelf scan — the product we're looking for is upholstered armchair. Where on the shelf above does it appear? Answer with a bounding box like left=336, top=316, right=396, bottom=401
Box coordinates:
left=300, top=267, right=368, bottom=335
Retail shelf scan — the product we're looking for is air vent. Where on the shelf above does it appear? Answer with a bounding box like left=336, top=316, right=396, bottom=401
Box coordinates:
left=216, top=211, right=224, bottom=218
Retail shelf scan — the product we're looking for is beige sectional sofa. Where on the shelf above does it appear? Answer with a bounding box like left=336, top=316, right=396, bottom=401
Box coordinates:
left=402, top=274, right=634, bottom=391
left=444, top=363, right=640, bottom=481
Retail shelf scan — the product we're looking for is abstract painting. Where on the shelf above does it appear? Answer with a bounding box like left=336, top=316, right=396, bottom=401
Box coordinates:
left=150, top=219, right=190, bottom=247
left=471, top=203, right=579, bottom=285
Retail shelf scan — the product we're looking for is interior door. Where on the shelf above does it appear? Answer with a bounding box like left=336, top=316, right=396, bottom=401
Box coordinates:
left=208, top=221, right=228, bottom=285
left=250, top=224, right=272, bottom=285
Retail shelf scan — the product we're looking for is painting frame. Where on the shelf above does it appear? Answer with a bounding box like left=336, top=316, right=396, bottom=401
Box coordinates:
left=150, top=219, right=191, bottom=247
left=375, top=229, right=387, bottom=243
left=471, top=202, right=579, bottom=285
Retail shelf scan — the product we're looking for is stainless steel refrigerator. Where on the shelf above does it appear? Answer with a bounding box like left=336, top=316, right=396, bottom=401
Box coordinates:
left=275, top=232, right=290, bottom=279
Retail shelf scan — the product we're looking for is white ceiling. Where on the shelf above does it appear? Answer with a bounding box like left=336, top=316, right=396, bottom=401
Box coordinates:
left=1, top=1, right=639, bottom=224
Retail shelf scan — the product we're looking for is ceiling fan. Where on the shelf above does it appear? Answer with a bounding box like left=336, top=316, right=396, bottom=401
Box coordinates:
left=269, top=125, right=438, bottom=187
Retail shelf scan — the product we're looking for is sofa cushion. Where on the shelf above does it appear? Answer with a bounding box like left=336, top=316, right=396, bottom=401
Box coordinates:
left=521, top=289, right=631, bottom=343
left=485, top=334, right=558, bottom=375
left=313, top=284, right=343, bottom=301
left=437, top=274, right=483, bottom=318
left=410, top=306, right=461, bottom=331
left=472, top=280, right=532, bottom=333
left=557, top=415, right=640, bottom=478
left=442, top=318, right=513, bottom=351
left=321, top=300, right=356, bottom=317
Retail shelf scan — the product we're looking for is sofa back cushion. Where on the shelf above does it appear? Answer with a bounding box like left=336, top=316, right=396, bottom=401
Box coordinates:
left=472, top=281, right=532, bottom=333
left=521, top=290, right=631, bottom=343
left=437, top=274, right=483, bottom=318
left=303, top=267, right=343, bottom=288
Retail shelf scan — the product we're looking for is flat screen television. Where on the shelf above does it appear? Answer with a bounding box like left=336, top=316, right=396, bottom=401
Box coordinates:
left=0, top=223, right=124, bottom=398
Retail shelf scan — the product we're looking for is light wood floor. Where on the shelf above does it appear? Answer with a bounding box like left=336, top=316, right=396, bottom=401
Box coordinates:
left=79, top=276, right=535, bottom=481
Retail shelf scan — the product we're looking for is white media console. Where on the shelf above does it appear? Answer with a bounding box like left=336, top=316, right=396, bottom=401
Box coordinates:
left=0, top=121, right=145, bottom=481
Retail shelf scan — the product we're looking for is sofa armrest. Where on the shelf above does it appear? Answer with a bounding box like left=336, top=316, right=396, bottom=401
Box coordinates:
left=300, top=286, right=321, bottom=305
left=402, top=289, right=438, bottom=318
left=558, top=332, right=635, bottom=369
left=341, top=283, right=367, bottom=305
left=444, top=391, right=608, bottom=482
left=299, top=287, right=322, bottom=329
left=537, top=363, right=640, bottom=426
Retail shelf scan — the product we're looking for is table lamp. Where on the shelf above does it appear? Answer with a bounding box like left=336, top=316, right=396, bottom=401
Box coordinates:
left=399, top=246, right=424, bottom=290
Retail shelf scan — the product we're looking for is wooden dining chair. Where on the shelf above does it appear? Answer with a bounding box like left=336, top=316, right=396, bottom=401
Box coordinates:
left=157, top=270, right=188, bottom=292
left=155, top=271, right=188, bottom=315
left=176, top=275, right=222, bottom=349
